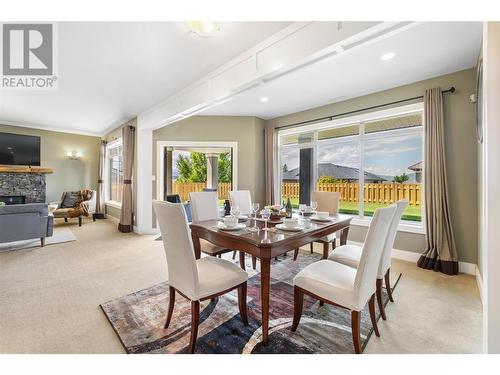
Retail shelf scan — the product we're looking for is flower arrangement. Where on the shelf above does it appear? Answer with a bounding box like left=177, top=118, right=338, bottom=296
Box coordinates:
left=264, top=205, right=284, bottom=220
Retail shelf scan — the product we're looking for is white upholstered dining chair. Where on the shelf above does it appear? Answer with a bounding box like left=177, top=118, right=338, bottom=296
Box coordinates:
left=291, top=204, right=397, bottom=354
left=189, top=192, right=240, bottom=262
left=294, top=191, right=341, bottom=261
left=153, top=200, right=249, bottom=354
left=328, top=199, right=408, bottom=320
left=229, top=190, right=252, bottom=216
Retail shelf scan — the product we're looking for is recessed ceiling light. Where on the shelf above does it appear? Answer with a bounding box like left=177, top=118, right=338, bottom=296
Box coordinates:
left=381, top=52, right=396, bottom=61
left=260, top=97, right=269, bottom=102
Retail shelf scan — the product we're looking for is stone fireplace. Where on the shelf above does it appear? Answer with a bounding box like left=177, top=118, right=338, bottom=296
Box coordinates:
left=0, top=167, right=52, bottom=203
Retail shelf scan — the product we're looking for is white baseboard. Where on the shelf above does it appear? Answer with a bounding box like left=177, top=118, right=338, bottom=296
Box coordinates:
left=348, top=241, right=477, bottom=276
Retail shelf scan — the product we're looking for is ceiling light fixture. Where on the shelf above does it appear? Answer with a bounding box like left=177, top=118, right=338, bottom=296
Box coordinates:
left=260, top=96, right=269, bottom=102
left=381, top=52, right=396, bottom=61
left=187, top=22, right=221, bottom=36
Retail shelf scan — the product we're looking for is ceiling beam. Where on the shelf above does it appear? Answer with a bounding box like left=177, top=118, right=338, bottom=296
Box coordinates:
left=138, top=21, right=416, bottom=131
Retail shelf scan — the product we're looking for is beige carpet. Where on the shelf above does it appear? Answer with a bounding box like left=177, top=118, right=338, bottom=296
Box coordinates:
left=0, top=218, right=483, bottom=353
left=0, top=226, right=76, bottom=253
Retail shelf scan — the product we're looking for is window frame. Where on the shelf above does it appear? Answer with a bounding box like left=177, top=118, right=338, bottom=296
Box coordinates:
left=276, top=102, right=425, bottom=234
left=105, top=138, right=124, bottom=208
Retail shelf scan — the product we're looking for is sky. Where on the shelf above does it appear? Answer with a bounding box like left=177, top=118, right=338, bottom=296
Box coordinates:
left=281, top=132, right=422, bottom=178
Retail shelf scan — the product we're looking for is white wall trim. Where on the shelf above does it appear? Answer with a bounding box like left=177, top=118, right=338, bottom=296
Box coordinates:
left=476, top=266, right=483, bottom=304
left=0, top=119, right=102, bottom=137
left=348, top=240, right=477, bottom=276
left=156, top=140, right=238, bottom=201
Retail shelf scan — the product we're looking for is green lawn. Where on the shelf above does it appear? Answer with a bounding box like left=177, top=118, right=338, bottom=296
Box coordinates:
left=281, top=197, right=421, bottom=222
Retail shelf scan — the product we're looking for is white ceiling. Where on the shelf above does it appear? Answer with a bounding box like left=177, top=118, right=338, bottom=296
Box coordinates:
left=202, top=22, right=483, bottom=120
left=0, top=22, right=289, bottom=135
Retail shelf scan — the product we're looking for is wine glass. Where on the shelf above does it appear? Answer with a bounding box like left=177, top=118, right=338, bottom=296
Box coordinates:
left=311, top=201, right=318, bottom=215
left=298, top=204, right=307, bottom=219
left=261, top=208, right=271, bottom=231
left=230, top=206, right=240, bottom=219
left=250, top=202, right=260, bottom=231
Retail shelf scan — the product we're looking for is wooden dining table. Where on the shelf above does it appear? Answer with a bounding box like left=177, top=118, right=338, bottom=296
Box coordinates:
left=189, top=214, right=352, bottom=345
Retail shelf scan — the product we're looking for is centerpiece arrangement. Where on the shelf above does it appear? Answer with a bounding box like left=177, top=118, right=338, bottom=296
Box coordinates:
left=264, top=205, right=287, bottom=221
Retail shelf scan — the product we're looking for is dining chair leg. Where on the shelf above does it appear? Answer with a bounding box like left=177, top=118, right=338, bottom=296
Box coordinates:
left=351, top=310, right=361, bottom=354
left=165, top=286, right=176, bottom=329
left=232, top=251, right=237, bottom=259
left=368, top=294, right=380, bottom=337
left=252, top=255, right=257, bottom=270
left=310, top=243, right=314, bottom=254
left=322, top=242, right=329, bottom=259
left=237, top=282, right=249, bottom=326
left=291, top=286, right=304, bottom=332
left=376, top=278, right=387, bottom=320
left=239, top=251, right=246, bottom=271
left=293, top=248, right=299, bottom=261
left=189, top=300, right=200, bottom=354
left=385, top=269, right=394, bottom=302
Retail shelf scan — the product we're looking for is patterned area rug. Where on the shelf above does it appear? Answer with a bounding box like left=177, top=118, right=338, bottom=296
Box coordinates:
left=101, top=251, right=401, bottom=354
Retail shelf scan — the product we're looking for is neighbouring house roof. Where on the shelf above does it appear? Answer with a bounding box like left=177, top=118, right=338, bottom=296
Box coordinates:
left=282, top=163, right=386, bottom=182
left=408, top=161, right=422, bottom=171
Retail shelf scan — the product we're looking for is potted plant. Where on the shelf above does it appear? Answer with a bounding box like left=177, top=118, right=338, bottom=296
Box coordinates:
left=265, top=205, right=284, bottom=221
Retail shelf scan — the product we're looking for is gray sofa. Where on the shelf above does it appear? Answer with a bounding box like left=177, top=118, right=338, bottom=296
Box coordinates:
left=0, top=203, right=54, bottom=247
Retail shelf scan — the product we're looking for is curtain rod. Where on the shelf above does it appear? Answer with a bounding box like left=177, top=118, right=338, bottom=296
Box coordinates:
left=275, top=86, right=456, bottom=130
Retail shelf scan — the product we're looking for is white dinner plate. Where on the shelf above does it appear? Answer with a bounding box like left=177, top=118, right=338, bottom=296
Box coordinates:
left=275, top=224, right=305, bottom=232
left=310, top=215, right=332, bottom=222
left=217, top=222, right=247, bottom=231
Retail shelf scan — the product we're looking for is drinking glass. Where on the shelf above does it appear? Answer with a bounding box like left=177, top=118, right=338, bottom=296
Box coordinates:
left=298, top=204, right=307, bottom=219
left=261, top=208, right=271, bottom=231
left=230, top=206, right=240, bottom=218
left=311, top=201, right=318, bottom=214
left=250, top=202, right=260, bottom=231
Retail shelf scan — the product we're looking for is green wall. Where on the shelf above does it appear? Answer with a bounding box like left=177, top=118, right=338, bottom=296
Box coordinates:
left=266, top=68, right=478, bottom=264
left=0, top=124, right=100, bottom=203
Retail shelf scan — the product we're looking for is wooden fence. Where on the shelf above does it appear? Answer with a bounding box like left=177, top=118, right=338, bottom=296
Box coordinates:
left=172, top=182, right=232, bottom=201
left=282, top=182, right=421, bottom=206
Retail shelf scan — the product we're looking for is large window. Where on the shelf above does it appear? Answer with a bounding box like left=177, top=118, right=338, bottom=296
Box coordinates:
left=106, top=140, right=123, bottom=205
left=278, top=103, right=424, bottom=227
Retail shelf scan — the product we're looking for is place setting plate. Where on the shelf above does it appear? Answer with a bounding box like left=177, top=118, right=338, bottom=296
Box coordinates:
left=217, top=222, right=247, bottom=231
left=310, top=215, right=333, bottom=222
left=275, top=224, right=305, bottom=232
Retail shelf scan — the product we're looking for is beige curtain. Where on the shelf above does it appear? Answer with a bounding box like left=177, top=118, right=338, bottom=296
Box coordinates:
left=118, top=126, right=135, bottom=233
left=417, top=88, right=458, bottom=275
left=95, top=140, right=107, bottom=218
left=264, top=127, right=277, bottom=205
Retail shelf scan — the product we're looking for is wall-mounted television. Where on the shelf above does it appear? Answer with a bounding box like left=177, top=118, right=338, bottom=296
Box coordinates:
left=0, top=132, right=41, bottom=166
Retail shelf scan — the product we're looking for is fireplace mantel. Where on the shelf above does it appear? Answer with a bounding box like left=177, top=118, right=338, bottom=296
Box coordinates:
left=0, top=166, right=53, bottom=174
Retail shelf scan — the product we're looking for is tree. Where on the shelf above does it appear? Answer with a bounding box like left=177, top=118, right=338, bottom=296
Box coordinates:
left=318, top=175, right=341, bottom=183
left=282, top=163, right=288, bottom=173
left=175, top=152, right=232, bottom=183
left=218, top=153, right=231, bottom=183
left=393, top=173, right=409, bottom=184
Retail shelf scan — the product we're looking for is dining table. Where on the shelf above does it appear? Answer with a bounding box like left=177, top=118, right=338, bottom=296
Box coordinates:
left=189, top=214, right=352, bottom=346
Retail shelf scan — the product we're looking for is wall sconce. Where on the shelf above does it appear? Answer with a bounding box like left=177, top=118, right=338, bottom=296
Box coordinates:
left=67, top=151, right=82, bottom=160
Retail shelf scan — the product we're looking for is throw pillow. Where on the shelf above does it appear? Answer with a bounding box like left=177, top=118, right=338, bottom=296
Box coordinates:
left=61, top=191, right=82, bottom=208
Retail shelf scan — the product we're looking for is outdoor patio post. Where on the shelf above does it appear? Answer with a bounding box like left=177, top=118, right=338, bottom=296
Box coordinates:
left=206, top=153, right=218, bottom=189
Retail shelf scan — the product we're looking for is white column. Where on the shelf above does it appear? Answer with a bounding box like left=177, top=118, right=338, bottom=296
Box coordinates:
left=135, top=126, right=157, bottom=234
